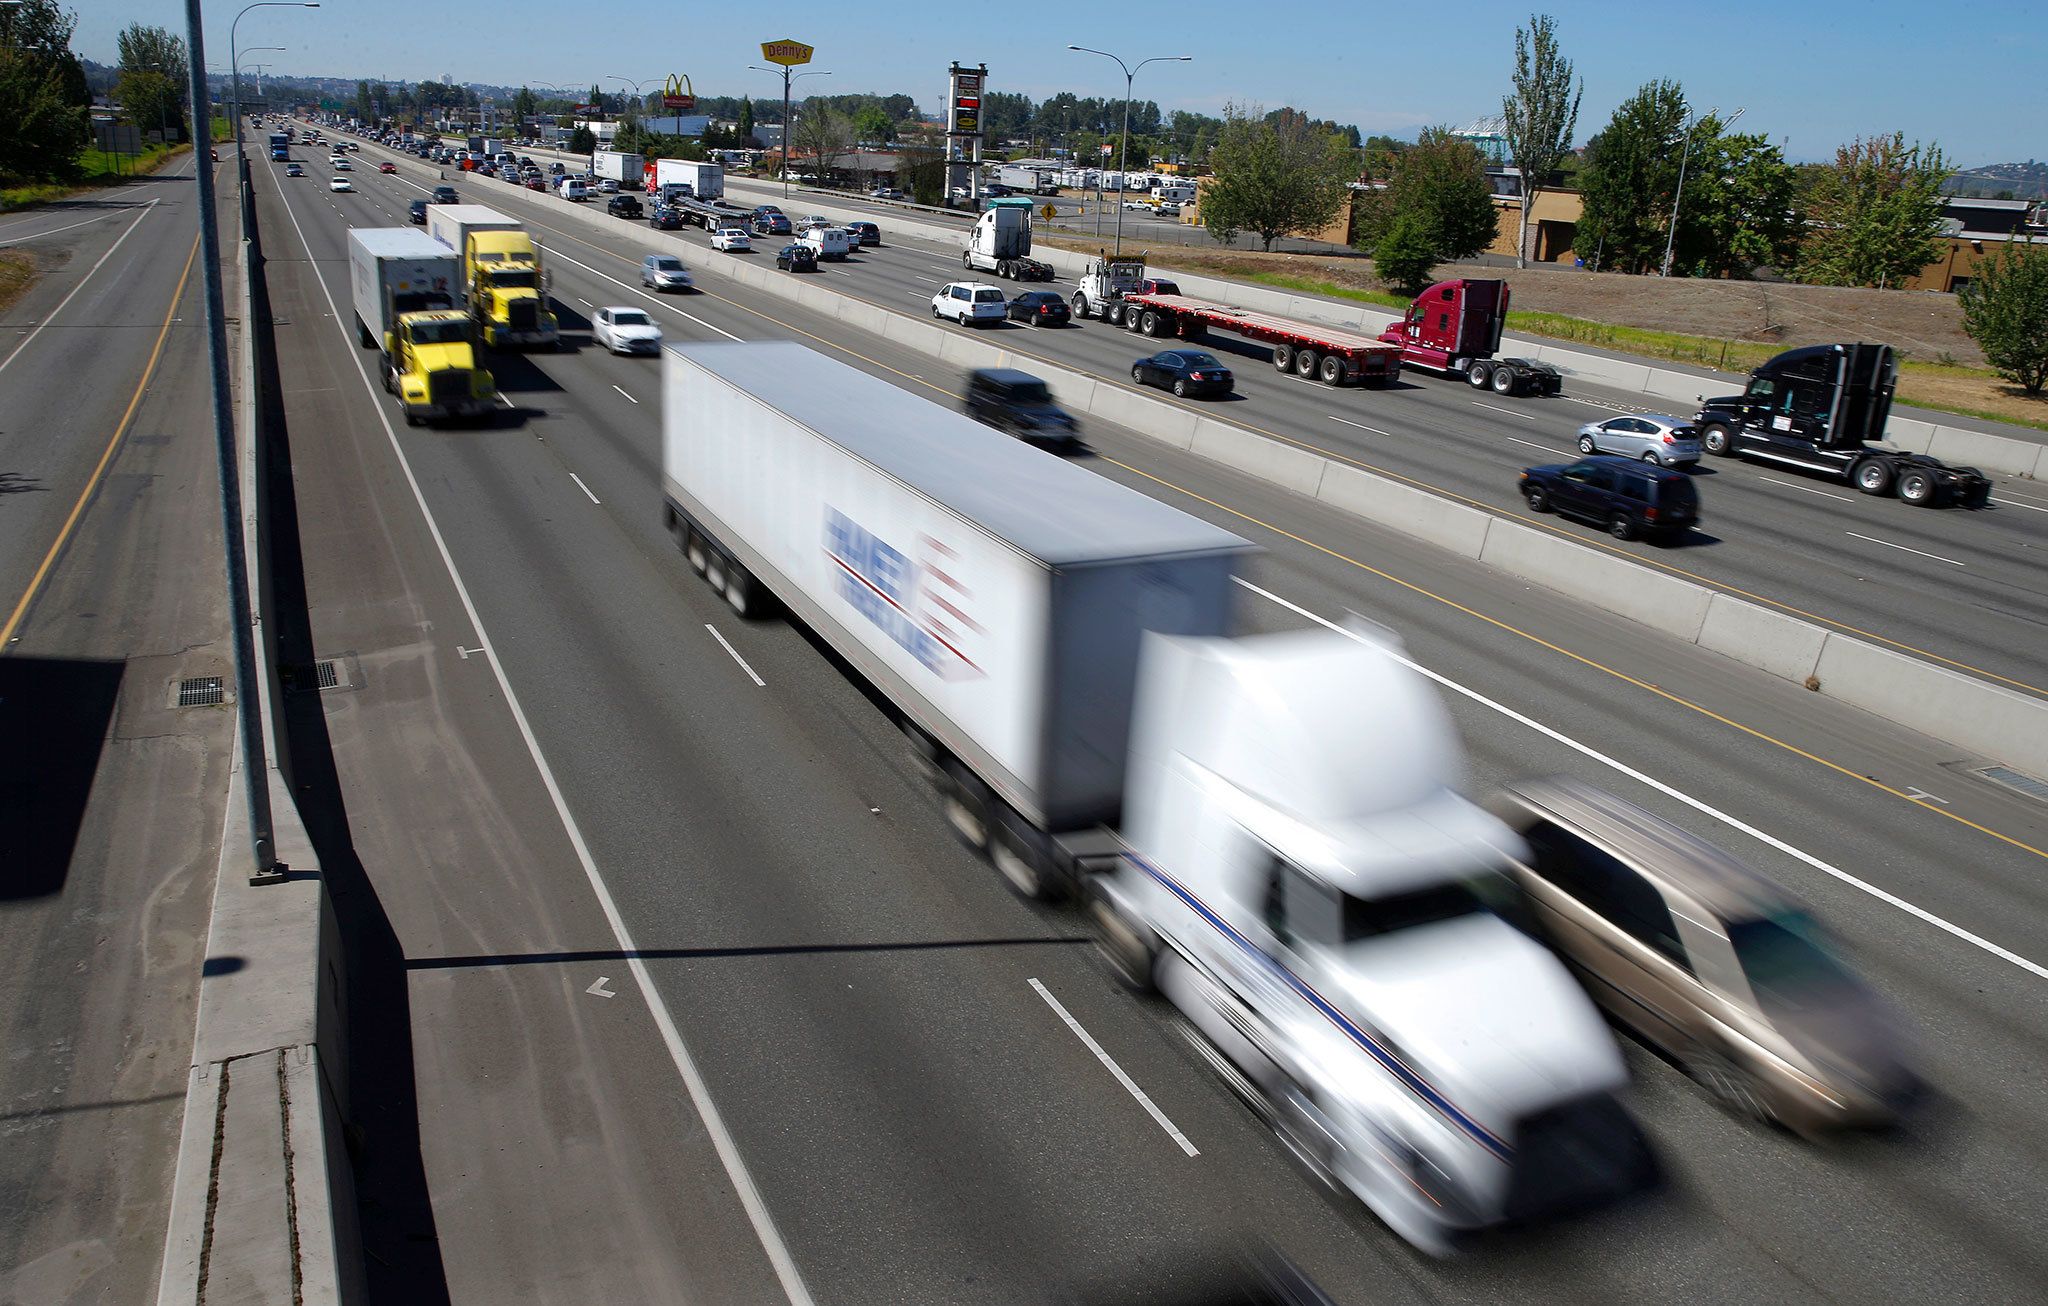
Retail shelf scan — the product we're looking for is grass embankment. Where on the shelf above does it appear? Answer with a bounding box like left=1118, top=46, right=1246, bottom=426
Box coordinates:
left=1234, top=270, right=2048, bottom=432
left=0, top=248, right=38, bottom=317
left=1, top=141, right=191, bottom=213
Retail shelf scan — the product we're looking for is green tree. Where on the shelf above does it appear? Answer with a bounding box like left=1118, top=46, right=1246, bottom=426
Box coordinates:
left=513, top=86, right=537, bottom=121
left=738, top=96, right=756, bottom=145
left=1374, top=211, right=1440, bottom=296
left=567, top=125, right=596, bottom=154
left=853, top=102, right=895, bottom=147
left=791, top=102, right=851, bottom=183
left=1380, top=126, right=1497, bottom=262
left=1201, top=102, right=1358, bottom=250
left=1797, top=132, right=1953, bottom=287
left=1674, top=128, right=1802, bottom=278
left=1575, top=79, right=1687, bottom=274
left=1500, top=12, right=1582, bottom=268
left=115, top=23, right=187, bottom=139
left=898, top=134, right=947, bottom=206
left=1960, top=242, right=2048, bottom=394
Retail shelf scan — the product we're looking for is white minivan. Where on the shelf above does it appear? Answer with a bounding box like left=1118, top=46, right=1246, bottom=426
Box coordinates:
left=799, top=226, right=853, bottom=261
left=931, top=282, right=1007, bottom=326
left=556, top=177, right=589, bottom=202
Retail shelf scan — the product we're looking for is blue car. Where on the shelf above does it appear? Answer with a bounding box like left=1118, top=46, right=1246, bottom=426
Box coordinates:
left=1131, top=349, right=1233, bottom=398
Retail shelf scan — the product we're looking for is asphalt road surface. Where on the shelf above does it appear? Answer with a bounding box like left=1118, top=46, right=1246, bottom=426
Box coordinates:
left=247, top=132, right=2048, bottom=1303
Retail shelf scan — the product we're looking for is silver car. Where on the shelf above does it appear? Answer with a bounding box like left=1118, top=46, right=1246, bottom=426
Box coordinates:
left=1575, top=413, right=1702, bottom=467
left=640, top=254, right=693, bottom=292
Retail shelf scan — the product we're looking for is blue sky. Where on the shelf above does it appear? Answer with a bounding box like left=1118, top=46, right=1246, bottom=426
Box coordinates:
left=78, top=0, right=2046, bottom=166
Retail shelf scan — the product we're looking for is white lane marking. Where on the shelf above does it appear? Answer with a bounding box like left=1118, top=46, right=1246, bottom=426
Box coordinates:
left=1993, top=494, right=2048, bottom=515
left=586, top=976, right=617, bottom=998
left=611, top=384, right=639, bottom=405
left=1503, top=435, right=1569, bottom=454
left=1328, top=415, right=1391, bottom=436
left=569, top=472, right=601, bottom=504
left=1845, top=531, right=1967, bottom=567
left=912, top=275, right=943, bottom=284
left=272, top=171, right=815, bottom=1304
left=577, top=296, right=593, bottom=307
left=1471, top=401, right=1536, bottom=420
left=0, top=200, right=159, bottom=378
left=541, top=244, right=745, bottom=342
left=0, top=203, right=154, bottom=243
left=705, top=624, right=766, bottom=686
left=1232, top=577, right=2048, bottom=983
left=1760, top=477, right=1855, bottom=503
left=1029, top=978, right=1199, bottom=1157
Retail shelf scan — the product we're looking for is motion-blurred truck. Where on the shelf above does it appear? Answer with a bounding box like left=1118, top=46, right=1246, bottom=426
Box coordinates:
left=424, top=204, right=559, bottom=350
left=347, top=228, right=496, bottom=426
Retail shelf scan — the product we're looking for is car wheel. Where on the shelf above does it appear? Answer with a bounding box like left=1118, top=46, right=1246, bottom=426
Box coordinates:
left=1131, top=366, right=1145, bottom=382
left=1525, top=487, right=1550, bottom=513
left=1492, top=366, right=1516, bottom=394
left=1854, top=458, right=1894, bottom=496
left=1641, top=451, right=1663, bottom=465
left=932, top=304, right=941, bottom=318
left=1700, top=422, right=1734, bottom=456
left=1688, top=1046, right=1778, bottom=1125
left=1173, top=380, right=1188, bottom=397
left=1898, top=467, right=1937, bottom=506
left=1608, top=512, right=1637, bottom=541
left=1466, top=362, right=1492, bottom=389
left=1577, top=434, right=1597, bottom=454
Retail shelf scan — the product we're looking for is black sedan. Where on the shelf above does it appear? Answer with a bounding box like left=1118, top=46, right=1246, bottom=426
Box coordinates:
left=407, top=199, right=428, bottom=224
left=606, top=193, right=644, bottom=219
left=1131, top=349, right=1233, bottom=397
left=648, top=206, right=686, bottom=231
left=1006, top=291, right=1071, bottom=326
left=776, top=243, right=818, bottom=272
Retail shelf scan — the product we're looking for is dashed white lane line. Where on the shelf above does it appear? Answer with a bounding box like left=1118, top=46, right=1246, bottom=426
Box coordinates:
left=1845, top=531, right=1966, bottom=567
left=1028, top=979, right=1200, bottom=1157
left=1327, top=415, right=1391, bottom=436
left=704, top=624, right=766, bottom=686
left=1759, top=477, right=1855, bottom=503
left=1472, top=400, right=1536, bottom=420
left=569, top=472, right=601, bottom=504
left=612, top=384, right=639, bottom=404
left=1502, top=435, right=1569, bottom=454
left=1234, top=576, right=2048, bottom=983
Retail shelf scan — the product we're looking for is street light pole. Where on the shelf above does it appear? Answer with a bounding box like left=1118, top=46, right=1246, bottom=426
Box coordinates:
left=1663, top=105, right=1742, bottom=278
left=1068, top=46, right=1189, bottom=256
left=238, top=47, right=282, bottom=113
left=230, top=2, right=317, bottom=156
left=751, top=67, right=829, bottom=200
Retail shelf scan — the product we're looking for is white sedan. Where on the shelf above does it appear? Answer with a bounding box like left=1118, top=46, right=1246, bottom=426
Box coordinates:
left=330, top=157, right=352, bottom=171
left=591, top=306, right=663, bottom=356
left=329, top=175, right=352, bottom=192
left=710, top=228, right=751, bottom=252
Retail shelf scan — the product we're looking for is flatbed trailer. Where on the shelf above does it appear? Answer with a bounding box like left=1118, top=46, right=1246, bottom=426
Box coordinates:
left=1113, top=292, right=1404, bottom=387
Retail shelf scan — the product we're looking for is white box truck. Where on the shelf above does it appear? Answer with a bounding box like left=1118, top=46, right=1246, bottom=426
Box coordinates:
left=650, top=158, right=723, bottom=200
left=998, top=164, right=1055, bottom=194
left=593, top=149, right=644, bottom=184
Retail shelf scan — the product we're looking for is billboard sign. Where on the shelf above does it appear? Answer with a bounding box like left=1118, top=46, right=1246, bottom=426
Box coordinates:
left=760, top=39, right=814, bottom=68
left=661, top=74, right=696, bottom=112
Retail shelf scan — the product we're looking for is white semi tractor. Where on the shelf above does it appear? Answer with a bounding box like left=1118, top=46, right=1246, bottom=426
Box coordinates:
left=961, top=201, right=1054, bottom=281
left=660, top=340, right=1645, bottom=1251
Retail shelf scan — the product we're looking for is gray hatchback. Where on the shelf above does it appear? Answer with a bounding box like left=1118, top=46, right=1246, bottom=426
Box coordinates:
left=1575, top=413, right=1702, bottom=468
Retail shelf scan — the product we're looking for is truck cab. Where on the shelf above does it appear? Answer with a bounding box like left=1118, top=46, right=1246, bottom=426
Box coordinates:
left=962, top=202, right=1054, bottom=281
left=1379, top=280, right=1561, bottom=396
left=1093, top=627, right=1646, bottom=1252
left=465, top=232, right=558, bottom=350
left=1071, top=255, right=1150, bottom=320
left=384, top=311, right=495, bottom=426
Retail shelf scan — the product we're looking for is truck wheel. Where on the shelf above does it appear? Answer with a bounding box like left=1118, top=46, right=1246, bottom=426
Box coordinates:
left=1125, top=310, right=1147, bottom=334
left=942, top=766, right=992, bottom=854
left=1294, top=349, right=1319, bottom=379
left=961, top=251, right=973, bottom=269
left=991, top=817, right=1061, bottom=903
left=1853, top=459, right=1894, bottom=495
left=1700, top=422, right=1734, bottom=456
left=1492, top=366, right=1517, bottom=394
left=685, top=527, right=708, bottom=575
left=1106, top=303, right=1126, bottom=326
left=724, top=560, right=761, bottom=617
left=1140, top=309, right=1160, bottom=335
left=1271, top=344, right=1295, bottom=373
left=1318, top=354, right=1345, bottom=385
left=1089, top=896, right=1157, bottom=992
left=1071, top=293, right=1089, bottom=318
left=1898, top=468, right=1937, bottom=506
left=1465, top=362, right=1491, bottom=389
left=704, top=550, right=727, bottom=595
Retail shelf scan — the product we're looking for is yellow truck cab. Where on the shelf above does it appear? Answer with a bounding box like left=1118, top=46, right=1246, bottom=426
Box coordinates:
left=384, top=311, right=496, bottom=425
left=465, top=229, right=559, bottom=349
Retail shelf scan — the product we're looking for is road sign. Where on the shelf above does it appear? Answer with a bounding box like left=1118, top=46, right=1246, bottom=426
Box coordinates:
left=1041, top=203, right=1056, bottom=221
left=760, top=39, right=813, bottom=67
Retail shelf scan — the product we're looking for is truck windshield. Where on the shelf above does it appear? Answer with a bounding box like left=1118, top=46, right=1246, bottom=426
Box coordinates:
left=487, top=270, right=538, bottom=290
left=1342, top=882, right=1485, bottom=940
left=408, top=320, right=470, bottom=345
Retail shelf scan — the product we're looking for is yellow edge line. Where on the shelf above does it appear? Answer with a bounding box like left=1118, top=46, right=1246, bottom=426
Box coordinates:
left=525, top=210, right=2048, bottom=862
left=0, top=230, right=201, bottom=649
left=1096, top=453, right=2048, bottom=865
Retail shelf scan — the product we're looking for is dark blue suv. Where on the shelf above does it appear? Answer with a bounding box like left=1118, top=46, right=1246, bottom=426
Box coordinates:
left=1520, top=455, right=1700, bottom=542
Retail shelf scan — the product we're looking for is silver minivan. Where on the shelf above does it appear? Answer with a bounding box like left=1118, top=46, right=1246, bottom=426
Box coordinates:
left=1575, top=413, right=1702, bottom=467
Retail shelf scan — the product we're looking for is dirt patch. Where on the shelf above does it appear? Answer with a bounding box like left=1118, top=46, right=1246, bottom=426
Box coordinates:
left=0, top=248, right=39, bottom=318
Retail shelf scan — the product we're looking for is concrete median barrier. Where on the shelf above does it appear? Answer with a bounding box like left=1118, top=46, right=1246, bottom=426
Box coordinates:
left=1478, top=520, right=1713, bottom=642
left=1696, top=593, right=1829, bottom=684
left=1314, top=463, right=1494, bottom=559
left=1191, top=416, right=1330, bottom=496
left=1813, top=632, right=2048, bottom=772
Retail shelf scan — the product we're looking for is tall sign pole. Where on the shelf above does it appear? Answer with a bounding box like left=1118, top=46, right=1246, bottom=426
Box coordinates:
left=759, top=39, right=813, bottom=200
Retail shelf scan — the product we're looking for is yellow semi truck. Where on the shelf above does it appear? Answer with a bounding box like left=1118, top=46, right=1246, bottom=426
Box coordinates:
left=347, top=228, right=497, bottom=426
left=423, top=203, right=560, bottom=350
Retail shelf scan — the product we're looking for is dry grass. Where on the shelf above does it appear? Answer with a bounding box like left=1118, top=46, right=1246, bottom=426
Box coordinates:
left=0, top=248, right=38, bottom=318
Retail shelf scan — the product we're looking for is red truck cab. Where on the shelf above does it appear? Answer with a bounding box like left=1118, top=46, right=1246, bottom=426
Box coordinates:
left=1379, top=279, right=1561, bottom=396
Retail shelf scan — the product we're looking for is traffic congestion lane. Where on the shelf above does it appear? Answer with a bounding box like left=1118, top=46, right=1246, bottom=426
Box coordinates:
left=309, top=135, right=2048, bottom=1301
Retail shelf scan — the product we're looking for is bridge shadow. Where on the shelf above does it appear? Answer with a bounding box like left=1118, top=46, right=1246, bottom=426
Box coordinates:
left=0, top=657, right=124, bottom=900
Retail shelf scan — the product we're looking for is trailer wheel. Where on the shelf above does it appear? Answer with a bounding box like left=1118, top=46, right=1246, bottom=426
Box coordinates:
left=723, top=560, right=759, bottom=617
left=1492, top=366, right=1517, bottom=394
left=943, top=766, right=992, bottom=855
left=1106, top=302, right=1126, bottom=326
left=1089, top=895, right=1157, bottom=992
left=1294, top=349, right=1319, bottom=379
left=1898, top=468, right=1937, bottom=506
left=1140, top=309, right=1160, bottom=335
left=1700, top=422, right=1734, bottom=456
left=991, top=816, right=1061, bottom=903
left=1318, top=354, right=1345, bottom=385
left=1126, top=310, right=1147, bottom=333
left=1466, top=361, right=1492, bottom=389
left=1853, top=458, right=1894, bottom=495
left=685, top=527, right=708, bottom=575
left=704, top=550, right=728, bottom=595
left=1271, top=344, right=1295, bottom=373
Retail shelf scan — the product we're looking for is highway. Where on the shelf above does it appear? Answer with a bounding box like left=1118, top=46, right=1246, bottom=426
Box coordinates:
left=254, top=133, right=2048, bottom=1301
left=0, top=151, right=234, bottom=1303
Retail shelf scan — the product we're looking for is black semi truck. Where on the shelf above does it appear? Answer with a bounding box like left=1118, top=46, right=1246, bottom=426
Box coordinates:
left=1692, top=343, right=1991, bottom=508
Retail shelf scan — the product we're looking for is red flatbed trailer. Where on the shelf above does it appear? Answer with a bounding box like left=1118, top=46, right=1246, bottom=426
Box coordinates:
left=1113, top=292, right=1404, bottom=387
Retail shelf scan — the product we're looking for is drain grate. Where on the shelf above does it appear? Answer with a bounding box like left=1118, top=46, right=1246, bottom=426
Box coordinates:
left=312, top=659, right=340, bottom=690
left=177, top=676, right=225, bottom=707
left=1974, top=765, right=2048, bottom=805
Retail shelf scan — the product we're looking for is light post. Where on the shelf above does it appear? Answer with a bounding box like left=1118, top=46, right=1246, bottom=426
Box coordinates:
left=1662, top=105, right=1742, bottom=278
left=230, top=2, right=316, bottom=153
left=238, top=47, right=281, bottom=112
left=1067, top=46, right=1188, bottom=255
left=751, top=65, right=829, bottom=199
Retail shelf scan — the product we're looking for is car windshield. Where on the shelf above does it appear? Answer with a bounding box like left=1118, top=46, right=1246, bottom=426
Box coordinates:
left=652, top=258, right=683, bottom=271
left=1178, top=353, right=1222, bottom=368
left=409, top=320, right=469, bottom=345
left=1342, top=881, right=1486, bottom=940
left=611, top=310, right=652, bottom=327
left=1727, top=911, right=1860, bottom=1018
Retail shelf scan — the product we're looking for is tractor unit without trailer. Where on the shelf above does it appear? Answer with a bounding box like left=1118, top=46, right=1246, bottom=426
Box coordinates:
left=1693, top=343, right=1992, bottom=508
left=961, top=199, right=1056, bottom=281
left=1378, top=279, right=1561, bottom=397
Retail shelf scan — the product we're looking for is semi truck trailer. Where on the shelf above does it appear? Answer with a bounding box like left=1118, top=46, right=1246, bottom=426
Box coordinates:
left=346, top=228, right=496, bottom=425
left=1693, top=343, right=1992, bottom=507
left=593, top=149, right=645, bottom=184
left=423, top=204, right=559, bottom=350
left=661, top=340, right=1643, bottom=1252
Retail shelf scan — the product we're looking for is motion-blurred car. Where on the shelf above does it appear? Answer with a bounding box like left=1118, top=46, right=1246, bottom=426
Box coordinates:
left=1131, top=349, right=1233, bottom=397
left=869, top=187, right=903, bottom=200
left=1005, top=291, right=1070, bottom=326
left=378, top=161, right=397, bottom=174
left=408, top=199, right=428, bottom=224
left=591, top=306, right=663, bottom=356
left=962, top=368, right=1078, bottom=446
left=640, top=254, right=694, bottom=292
left=328, top=175, right=352, bottom=192
left=1575, top=414, right=1702, bottom=468
left=1488, top=778, right=1922, bottom=1134
left=1519, top=456, right=1699, bottom=543
left=330, top=158, right=352, bottom=171
left=710, top=227, right=751, bottom=252
left=430, top=185, right=458, bottom=205
left=775, top=243, right=818, bottom=272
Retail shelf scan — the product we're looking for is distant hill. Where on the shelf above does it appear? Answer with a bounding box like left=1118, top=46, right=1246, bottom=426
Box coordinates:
left=1945, top=161, right=2048, bottom=201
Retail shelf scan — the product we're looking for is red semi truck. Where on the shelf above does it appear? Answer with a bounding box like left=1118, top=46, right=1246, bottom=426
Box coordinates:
left=1378, top=279, right=1561, bottom=396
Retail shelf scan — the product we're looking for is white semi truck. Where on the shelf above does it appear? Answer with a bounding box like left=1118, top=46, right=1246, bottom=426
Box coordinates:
left=661, top=340, right=1644, bottom=1252
left=648, top=157, right=724, bottom=200
left=961, top=202, right=1054, bottom=281
left=592, top=149, right=645, bottom=185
